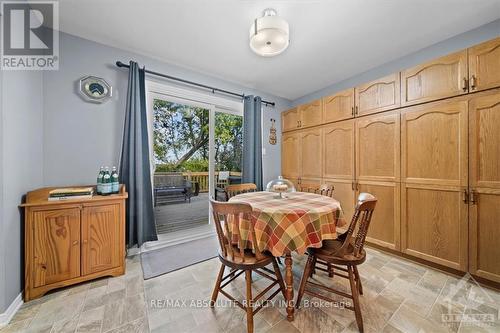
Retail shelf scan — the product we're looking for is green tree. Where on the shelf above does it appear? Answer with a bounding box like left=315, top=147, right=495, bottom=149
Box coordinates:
left=153, top=99, right=242, bottom=172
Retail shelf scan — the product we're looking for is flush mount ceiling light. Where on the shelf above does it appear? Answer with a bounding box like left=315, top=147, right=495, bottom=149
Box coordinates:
left=249, top=8, right=289, bottom=57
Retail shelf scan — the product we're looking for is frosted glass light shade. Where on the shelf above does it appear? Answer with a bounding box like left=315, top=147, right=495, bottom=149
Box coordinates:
left=249, top=10, right=289, bottom=57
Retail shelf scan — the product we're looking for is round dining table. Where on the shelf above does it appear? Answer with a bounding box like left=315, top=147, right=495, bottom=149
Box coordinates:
left=228, top=191, right=345, bottom=321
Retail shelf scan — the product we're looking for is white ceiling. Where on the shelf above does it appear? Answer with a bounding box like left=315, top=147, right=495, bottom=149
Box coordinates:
left=57, top=0, right=500, bottom=101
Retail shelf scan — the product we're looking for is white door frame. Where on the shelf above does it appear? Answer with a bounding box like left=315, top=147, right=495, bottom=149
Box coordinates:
left=143, top=80, right=243, bottom=251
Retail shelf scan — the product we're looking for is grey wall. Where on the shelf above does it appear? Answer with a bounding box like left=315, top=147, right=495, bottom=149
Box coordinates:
left=0, top=31, right=289, bottom=313
left=0, top=70, right=44, bottom=312
left=292, top=19, right=500, bottom=106
left=42, top=32, right=291, bottom=187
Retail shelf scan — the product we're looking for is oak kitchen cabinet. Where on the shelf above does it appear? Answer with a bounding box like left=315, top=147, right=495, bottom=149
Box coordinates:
left=355, top=73, right=401, bottom=116
left=322, top=120, right=356, bottom=221
left=401, top=50, right=468, bottom=106
left=355, top=112, right=401, bottom=250
left=468, top=92, right=500, bottom=283
left=282, top=132, right=301, bottom=179
left=468, top=37, right=500, bottom=93
left=300, top=128, right=322, bottom=179
left=299, top=99, right=323, bottom=128
left=401, top=99, right=468, bottom=271
left=281, top=37, right=500, bottom=284
left=323, top=88, right=355, bottom=123
left=282, top=128, right=322, bottom=186
left=22, top=186, right=127, bottom=301
left=282, top=107, right=300, bottom=132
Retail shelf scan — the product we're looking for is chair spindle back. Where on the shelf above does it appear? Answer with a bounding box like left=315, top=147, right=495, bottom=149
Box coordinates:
left=299, top=183, right=334, bottom=198
left=318, top=184, right=334, bottom=198
left=209, top=198, right=263, bottom=261
left=337, top=193, right=377, bottom=257
left=225, top=183, right=258, bottom=201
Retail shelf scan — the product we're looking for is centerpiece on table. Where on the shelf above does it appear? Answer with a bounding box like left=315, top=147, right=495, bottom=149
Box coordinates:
left=265, top=176, right=296, bottom=199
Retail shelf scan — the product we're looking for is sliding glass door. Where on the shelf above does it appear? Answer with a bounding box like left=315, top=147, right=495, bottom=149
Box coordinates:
left=211, top=110, right=244, bottom=200
left=149, top=92, right=242, bottom=239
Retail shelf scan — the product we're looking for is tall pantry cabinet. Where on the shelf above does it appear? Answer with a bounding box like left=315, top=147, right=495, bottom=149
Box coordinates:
left=281, top=36, right=500, bottom=283
left=400, top=100, right=469, bottom=271
left=468, top=93, right=500, bottom=283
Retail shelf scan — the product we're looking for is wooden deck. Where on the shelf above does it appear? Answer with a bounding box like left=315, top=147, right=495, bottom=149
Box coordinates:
left=154, top=193, right=209, bottom=234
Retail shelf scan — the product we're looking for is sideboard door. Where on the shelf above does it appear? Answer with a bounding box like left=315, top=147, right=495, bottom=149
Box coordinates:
left=82, top=204, right=121, bottom=275
left=32, top=208, right=81, bottom=287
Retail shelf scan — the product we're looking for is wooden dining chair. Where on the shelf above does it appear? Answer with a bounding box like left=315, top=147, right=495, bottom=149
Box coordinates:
left=317, top=183, right=334, bottom=197
left=298, top=182, right=319, bottom=193
left=209, top=199, right=286, bottom=333
left=224, top=183, right=257, bottom=201
left=295, top=193, right=377, bottom=333
left=299, top=183, right=334, bottom=198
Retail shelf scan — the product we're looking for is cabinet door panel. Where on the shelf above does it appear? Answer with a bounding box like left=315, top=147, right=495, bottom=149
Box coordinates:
left=401, top=100, right=468, bottom=187
left=469, top=93, right=500, bottom=189
left=323, top=88, right=354, bottom=123
left=323, top=178, right=356, bottom=225
left=469, top=37, right=500, bottom=92
left=356, top=112, right=400, bottom=182
left=281, top=133, right=301, bottom=178
left=401, top=184, right=468, bottom=270
left=299, top=100, right=322, bottom=128
left=32, top=208, right=80, bottom=287
left=300, top=128, right=322, bottom=179
left=355, top=73, right=400, bottom=116
left=323, top=120, right=354, bottom=180
left=82, top=204, right=121, bottom=275
left=358, top=181, right=400, bottom=250
left=401, top=50, right=468, bottom=106
left=469, top=189, right=500, bottom=283
left=282, top=108, right=299, bottom=132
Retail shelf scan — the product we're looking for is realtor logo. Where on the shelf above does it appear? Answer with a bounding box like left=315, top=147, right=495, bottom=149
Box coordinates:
left=1, top=1, right=59, bottom=70
left=441, top=273, right=497, bottom=329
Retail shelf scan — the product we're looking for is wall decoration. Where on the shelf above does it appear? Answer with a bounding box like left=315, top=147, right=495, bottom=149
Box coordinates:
left=269, top=118, right=277, bottom=145
left=78, top=75, right=112, bottom=103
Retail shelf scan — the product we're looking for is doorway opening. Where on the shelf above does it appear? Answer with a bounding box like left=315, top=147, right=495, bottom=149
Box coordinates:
left=149, top=89, right=243, bottom=244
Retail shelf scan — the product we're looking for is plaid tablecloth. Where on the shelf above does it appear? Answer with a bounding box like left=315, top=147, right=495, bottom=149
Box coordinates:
left=227, top=191, right=345, bottom=256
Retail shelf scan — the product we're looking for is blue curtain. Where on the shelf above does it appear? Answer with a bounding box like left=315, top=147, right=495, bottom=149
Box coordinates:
left=242, top=96, right=263, bottom=190
left=119, top=61, right=157, bottom=247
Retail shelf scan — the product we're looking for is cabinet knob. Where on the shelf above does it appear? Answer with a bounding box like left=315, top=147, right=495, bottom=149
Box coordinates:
left=72, top=240, right=79, bottom=246
left=83, top=240, right=88, bottom=244
left=462, top=77, right=468, bottom=92
left=41, top=264, right=47, bottom=270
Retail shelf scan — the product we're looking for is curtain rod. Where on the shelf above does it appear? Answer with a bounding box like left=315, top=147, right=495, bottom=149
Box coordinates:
left=115, top=61, right=275, bottom=107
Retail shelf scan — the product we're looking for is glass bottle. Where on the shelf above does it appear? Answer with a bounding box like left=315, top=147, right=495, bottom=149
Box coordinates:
left=96, top=166, right=104, bottom=195
left=102, top=167, right=111, bottom=195
left=111, top=166, right=119, bottom=194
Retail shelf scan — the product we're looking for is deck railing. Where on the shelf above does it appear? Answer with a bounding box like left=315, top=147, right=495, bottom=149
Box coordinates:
left=154, top=171, right=242, bottom=193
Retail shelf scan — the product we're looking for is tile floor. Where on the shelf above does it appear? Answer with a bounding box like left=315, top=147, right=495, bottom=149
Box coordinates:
left=2, top=248, right=499, bottom=333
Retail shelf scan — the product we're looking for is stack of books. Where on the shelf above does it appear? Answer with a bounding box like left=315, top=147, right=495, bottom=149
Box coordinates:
left=48, top=187, right=94, bottom=201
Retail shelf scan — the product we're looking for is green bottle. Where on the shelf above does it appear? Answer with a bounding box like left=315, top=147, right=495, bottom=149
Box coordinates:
left=111, top=166, right=119, bottom=194
left=102, top=167, right=111, bottom=195
left=96, top=166, right=104, bottom=195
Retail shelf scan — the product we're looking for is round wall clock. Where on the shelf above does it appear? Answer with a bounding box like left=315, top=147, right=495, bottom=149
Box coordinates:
left=78, top=76, right=112, bottom=103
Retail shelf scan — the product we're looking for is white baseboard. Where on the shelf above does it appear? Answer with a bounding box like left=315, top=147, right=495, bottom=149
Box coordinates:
left=0, top=293, right=23, bottom=328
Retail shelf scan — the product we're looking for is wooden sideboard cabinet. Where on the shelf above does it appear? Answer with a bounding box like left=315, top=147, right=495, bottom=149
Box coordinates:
left=21, top=185, right=128, bottom=301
